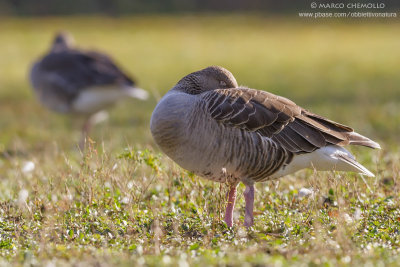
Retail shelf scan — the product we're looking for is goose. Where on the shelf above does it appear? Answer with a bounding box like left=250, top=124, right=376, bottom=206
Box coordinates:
left=150, top=66, right=380, bottom=228
left=30, top=32, right=148, bottom=148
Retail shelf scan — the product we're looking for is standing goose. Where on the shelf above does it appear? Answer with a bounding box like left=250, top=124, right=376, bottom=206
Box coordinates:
left=30, top=32, right=148, bottom=148
left=150, top=66, right=380, bottom=227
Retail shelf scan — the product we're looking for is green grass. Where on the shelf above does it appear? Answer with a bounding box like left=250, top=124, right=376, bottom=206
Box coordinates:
left=0, top=15, right=399, bottom=266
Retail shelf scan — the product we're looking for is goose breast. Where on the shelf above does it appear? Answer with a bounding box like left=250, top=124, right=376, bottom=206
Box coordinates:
left=151, top=90, right=292, bottom=183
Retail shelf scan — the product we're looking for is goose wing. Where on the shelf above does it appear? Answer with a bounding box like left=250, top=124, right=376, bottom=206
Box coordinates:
left=36, top=49, right=134, bottom=97
left=201, top=87, right=379, bottom=153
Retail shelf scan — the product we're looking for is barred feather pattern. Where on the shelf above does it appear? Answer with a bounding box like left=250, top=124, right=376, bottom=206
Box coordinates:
left=151, top=66, right=380, bottom=186
left=173, top=97, right=292, bottom=183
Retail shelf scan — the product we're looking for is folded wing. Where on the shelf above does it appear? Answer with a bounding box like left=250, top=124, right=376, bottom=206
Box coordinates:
left=37, top=49, right=134, bottom=99
left=202, top=87, right=379, bottom=154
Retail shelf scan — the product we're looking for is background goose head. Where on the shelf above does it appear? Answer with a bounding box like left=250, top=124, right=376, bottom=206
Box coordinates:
left=175, top=66, right=238, bottom=94
left=51, top=31, right=74, bottom=52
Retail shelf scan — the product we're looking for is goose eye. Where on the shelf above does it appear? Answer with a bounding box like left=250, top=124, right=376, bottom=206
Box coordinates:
left=219, top=81, right=227, bottom=87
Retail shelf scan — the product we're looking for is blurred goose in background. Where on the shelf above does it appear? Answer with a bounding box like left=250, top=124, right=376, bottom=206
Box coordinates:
left=150, top=66, right=380, bottom=228
left=30, top=32, right=148, bottom=149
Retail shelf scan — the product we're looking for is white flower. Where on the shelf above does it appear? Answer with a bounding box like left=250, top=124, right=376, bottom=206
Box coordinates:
left=136, top=245, right=143, bottom=255
left=342, top=256, right=351, bottom=263
left=298, top=188, right=313, bottom=198
left=162, top=256, right=171, bottom=264
left=354, top=208, right=362, bottom=220
left=343, top=213, right=353, bottom=223
left=22, top=161, right=35, bottom=173
left=121, top=197, right=130, bottom=204
left=45, top=261, right=56, bottom=267
left=18, top=189, right=29, bottom=204
left=112, top=163, right=118, bottom=171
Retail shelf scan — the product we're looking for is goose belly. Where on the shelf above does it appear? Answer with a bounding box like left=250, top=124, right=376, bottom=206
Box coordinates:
left=172, top=122, right=236, bottom=182
left=151, top=93, right=292, bottom=183
left=159, top=116, right=290, bottom=183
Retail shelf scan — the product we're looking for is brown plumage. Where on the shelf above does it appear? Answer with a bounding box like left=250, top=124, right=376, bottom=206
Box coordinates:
left=150, top=66, right=380, bottom=227
left=204, top=87, right=379, bottom=154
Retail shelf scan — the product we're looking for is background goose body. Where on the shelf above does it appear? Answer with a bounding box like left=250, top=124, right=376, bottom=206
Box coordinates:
left=150, top=66, right=380, bottom=227
left=30, top=32, right=148, bottom=147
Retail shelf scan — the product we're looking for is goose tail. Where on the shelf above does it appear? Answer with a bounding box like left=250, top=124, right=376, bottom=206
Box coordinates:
left=348, top=131, right=381, bottom=149
left=123, top=86, right=149, bottom=100
left=302, top=146, right=376, bottom=177
left=333, top=150, right=375, bottom=177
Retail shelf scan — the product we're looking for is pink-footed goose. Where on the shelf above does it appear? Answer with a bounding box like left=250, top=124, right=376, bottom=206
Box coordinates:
left=150, top=66, right=380, bottom=227
left=30, top=32, right=148, bottom=148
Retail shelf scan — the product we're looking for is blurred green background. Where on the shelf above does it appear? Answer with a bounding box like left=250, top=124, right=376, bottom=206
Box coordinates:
left=1, top=14, right=399, bottom=154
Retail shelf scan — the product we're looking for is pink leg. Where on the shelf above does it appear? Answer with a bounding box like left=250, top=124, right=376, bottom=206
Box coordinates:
left=224, top=183, right=238, bottom=227
left=79, top=118, right=92, bottom=150
left=243, top=184, right=255, bottom=227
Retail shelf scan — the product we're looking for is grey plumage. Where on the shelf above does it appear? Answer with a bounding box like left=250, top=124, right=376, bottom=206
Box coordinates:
left=30, top=32, right=147, bottom=114
left=30, top=32, right=148, bottom=148
left=150, top=66, right=380, bottom=227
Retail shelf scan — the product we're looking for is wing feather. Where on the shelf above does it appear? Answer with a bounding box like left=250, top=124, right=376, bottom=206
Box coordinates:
left=37, top=49, right=134, bottom=98
left=201, top=87, right=378, bottom=153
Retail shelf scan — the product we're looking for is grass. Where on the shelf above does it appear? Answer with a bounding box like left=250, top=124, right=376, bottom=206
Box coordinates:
left=0, top=15, right=399, bottom=266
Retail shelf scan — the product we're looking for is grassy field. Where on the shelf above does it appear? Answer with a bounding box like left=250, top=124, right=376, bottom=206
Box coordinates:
left=0, top=15, right=399, bottom=266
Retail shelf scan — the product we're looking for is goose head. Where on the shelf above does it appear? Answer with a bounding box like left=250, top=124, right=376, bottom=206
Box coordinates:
left=175, top=66, right=238, bottom=94
left=51, top=31, right=74, bottom=52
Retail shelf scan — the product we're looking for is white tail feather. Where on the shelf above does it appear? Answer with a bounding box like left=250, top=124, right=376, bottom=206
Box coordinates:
left=72, top=86, right=149, bottom=114
left=332, top=151, right=375, bottom=177
left=272, top=145, right=375, bottom=178
left=123, top=87, right=149, bottom=100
